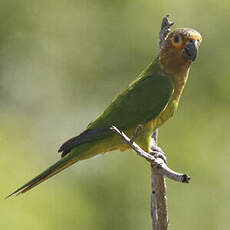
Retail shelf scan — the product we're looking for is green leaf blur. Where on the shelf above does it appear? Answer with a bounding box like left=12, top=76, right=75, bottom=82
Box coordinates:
left=1, top=1, right=229, bottom=229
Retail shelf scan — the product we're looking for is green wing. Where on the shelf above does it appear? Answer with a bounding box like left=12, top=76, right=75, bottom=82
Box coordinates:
left=59, top=64, right=174, bottom=155
left=7, top=63, right=175, bottom=197
left=90, top=73, right=174, bottom=130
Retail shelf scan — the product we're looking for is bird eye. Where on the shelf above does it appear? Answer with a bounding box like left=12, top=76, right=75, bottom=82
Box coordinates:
left=174, top=35, right=180, bottom=43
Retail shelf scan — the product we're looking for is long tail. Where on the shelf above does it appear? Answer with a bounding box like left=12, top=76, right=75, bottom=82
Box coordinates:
left=6, top=128, right=112, bottom=198
left=6, top=153, right=79, bottom=198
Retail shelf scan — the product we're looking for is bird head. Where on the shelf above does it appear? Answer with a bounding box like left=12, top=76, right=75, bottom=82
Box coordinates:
left=159, top=28, right=202, bottom=75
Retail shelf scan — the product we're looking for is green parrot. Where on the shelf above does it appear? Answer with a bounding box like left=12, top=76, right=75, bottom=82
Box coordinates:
left=8, top=28, right=202, bottom=197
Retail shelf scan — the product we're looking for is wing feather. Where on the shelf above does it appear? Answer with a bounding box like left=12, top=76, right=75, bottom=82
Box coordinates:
left=59, top=63, right=174, bottom=156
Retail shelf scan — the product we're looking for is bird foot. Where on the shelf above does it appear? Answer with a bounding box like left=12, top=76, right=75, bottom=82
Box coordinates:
left=150, top=143, right=167, bottom=164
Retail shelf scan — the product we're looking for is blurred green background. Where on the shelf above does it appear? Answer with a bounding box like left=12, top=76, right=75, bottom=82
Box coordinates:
left=1, top=0, right=230, bottom=229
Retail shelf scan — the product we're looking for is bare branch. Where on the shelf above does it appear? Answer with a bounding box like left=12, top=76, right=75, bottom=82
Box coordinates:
left=151, top=165, right=168, bottom=230
left=151, top=14, right=176, bottom=230
left=158, top=14, right=174, bottom=51
left=152, top=14, right=176, bottom=230
left=112, top=15, right=189, bottom=230
left=151, top=130, right=159, bottom=230
left=151, top=129, right=168, bottom=230
left=111, top=124, right=190, bottom=230
left=110, top=125, right=190, bottom=184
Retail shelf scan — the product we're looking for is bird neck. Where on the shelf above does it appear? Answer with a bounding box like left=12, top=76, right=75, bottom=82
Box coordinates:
left=143, top=58, right=190, bottom=100
left=171, top=68, right=190, bottom=100
left=155, top=55, right=191, bottom=100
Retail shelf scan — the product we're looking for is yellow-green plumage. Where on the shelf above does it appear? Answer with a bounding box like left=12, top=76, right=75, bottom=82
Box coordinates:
left=7, top=28, right=202, bottom=197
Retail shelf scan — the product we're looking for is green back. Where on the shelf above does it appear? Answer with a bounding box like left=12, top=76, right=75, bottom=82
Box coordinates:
left=59, top=60, right=174, bottom=155
left=89, top=60, right=174, bottom=130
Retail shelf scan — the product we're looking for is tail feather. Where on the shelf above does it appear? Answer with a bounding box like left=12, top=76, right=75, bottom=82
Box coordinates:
left=7, top=128, right=111, bottom=198
left=58, top=128, right=111, bottom=157
left=6, top=155, right=78, bottom=198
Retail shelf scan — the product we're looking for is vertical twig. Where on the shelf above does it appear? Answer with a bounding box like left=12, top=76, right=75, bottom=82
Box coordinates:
left=110, top=122, right=190, bottom=230
left=151, top=130, right=160, bottom=230
left=151, top=15, right=174, bottom=230
left=158, top=15, right=174, bottom=51
left=151, top=129, right=168, bottom=230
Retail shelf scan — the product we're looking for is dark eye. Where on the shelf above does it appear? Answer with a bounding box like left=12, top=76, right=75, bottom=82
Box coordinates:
left=174, top=35, right=180, bottom=43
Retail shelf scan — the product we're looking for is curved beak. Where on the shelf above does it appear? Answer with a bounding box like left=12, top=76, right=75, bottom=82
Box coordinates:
left=182, top=40, right=199, bottom=62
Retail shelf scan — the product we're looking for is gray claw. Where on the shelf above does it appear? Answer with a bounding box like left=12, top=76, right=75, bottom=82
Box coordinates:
left=150, top=144, right=167, bottom=163
left=152, top=151, right=167, bottom=164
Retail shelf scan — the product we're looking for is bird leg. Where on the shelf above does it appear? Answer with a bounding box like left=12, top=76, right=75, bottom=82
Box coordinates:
left=130, top=124, right=143, bottom=144
left=130, top=125, right=167, bottom=163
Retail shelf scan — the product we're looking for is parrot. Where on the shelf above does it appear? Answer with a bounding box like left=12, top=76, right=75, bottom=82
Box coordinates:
left=7, top=28, right=202, bottom=197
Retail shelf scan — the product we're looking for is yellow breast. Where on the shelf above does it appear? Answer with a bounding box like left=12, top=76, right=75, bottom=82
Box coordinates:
left=157, top=70, right=190, bottom=127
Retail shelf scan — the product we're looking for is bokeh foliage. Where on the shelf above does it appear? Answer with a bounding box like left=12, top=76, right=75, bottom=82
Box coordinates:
left=1, top=0, right=230, bottom=229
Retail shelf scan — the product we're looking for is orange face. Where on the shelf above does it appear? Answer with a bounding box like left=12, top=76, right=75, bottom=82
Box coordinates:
left=159, top=28, right=202, bottom=75
left=169, top=28, right=202, bottom=50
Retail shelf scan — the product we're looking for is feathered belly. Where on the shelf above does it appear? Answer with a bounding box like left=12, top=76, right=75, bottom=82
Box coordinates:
left=156, top=73, right=188, bottom=128
left=156, top=98, right=178, bottom=127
